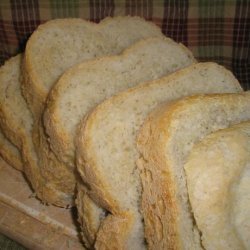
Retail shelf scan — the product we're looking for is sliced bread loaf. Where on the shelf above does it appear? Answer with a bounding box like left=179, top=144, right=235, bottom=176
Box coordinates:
left=43, top=36, right=195, bottom=208
left=75, top=63, right=242, bottom=249
left=0, top=129, right=23, bottom=171
left=43, top=36, right=195, bottom=240
left=137, top=92, right=250, bottom=249
left=185, top=121, right=250, bottom=250
left=22, top=16, right=163, bottom=118
left=22, top=16, right=164, bottom=207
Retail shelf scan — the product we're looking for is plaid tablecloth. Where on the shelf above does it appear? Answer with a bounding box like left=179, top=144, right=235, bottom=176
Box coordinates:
left=0, top=0, right=249, bottom=89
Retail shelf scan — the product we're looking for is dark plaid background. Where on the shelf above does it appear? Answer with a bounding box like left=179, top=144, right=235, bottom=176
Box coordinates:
left=0, top=0, right=249, bottom=90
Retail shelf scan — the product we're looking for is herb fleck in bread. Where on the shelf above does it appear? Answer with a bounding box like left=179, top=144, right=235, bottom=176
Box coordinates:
left=75, top=63, right=242, bottom=249
left=185, top=121, right=250, bottom=250
left=137, top=92, right=250, bottom=249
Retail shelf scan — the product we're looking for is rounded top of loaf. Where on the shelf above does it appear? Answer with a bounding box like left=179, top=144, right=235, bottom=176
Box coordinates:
left=24, top=16, right=163, bottom=98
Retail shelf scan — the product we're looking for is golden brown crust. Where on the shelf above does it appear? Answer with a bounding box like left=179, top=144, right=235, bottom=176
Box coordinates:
left=0, top=106, right=23, bottom=148
left=0, top=130, right=23, bottom=171
left=136, top=105, right=181, bottom=250
left=76, top=182, right=107, bottom=248
left=76, top=109, right=123, bottom=214
left=95, top=212, right=134, bottom=250
left=22, top=55, right=45, bottom=120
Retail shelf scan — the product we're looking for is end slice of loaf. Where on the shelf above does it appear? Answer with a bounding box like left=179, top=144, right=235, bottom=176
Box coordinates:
left=0, top=55, right=32, bottom=149
left=0, top=55, right=76, bottom=206
left=23, top=16, right=163, bottom=118
left=137, top=92, right=250, bottom=249
left=0, top=129, right=23, bottom=171
left=185, top=121, right=250, bottom=250
left=75, top=63, right=242, bottom=249
left=0, top=54, right=24, bottom=171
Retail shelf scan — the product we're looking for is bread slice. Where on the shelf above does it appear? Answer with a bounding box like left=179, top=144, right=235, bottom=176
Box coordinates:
left=0, top=54, right=24, bottom=171
left=137, top=92, right=250, bottom=249
left=22, top=16, right=164, bottom=118
left=0, top=54, right=74, bottom=206
left=0, top=55, right=29, bottom=149
left=185, top=121, right=250, bottom=250
left=0, top=128, right=23, bottom=171
left=75, top=63, right=242, bottom=249
left=45, top=36, right=195, bottom=171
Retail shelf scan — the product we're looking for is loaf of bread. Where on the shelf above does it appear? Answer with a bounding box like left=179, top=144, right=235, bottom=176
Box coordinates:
left=137, top=92, right=250, bottom=250
left=185, top=121, right=250, bottom=250
left=0, top=55, right=25, bottom=171
left=0, top=15, right=248, bottom=250
left=22, top=16, right=165, bottom=207
left=75, top=63, right=242, bottom=249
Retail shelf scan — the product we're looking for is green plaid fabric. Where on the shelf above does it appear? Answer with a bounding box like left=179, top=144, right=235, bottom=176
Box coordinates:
left=0, top=0, right=249, bottom=88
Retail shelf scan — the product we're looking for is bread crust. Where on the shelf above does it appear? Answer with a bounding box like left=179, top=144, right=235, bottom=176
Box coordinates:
left=0, top=129, right=23, bottom=171
left=95, top=212, right=134, bottom=250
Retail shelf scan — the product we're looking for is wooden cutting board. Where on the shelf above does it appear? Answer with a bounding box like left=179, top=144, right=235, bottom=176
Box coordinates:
left=0, top=157, right=84, bottom=250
